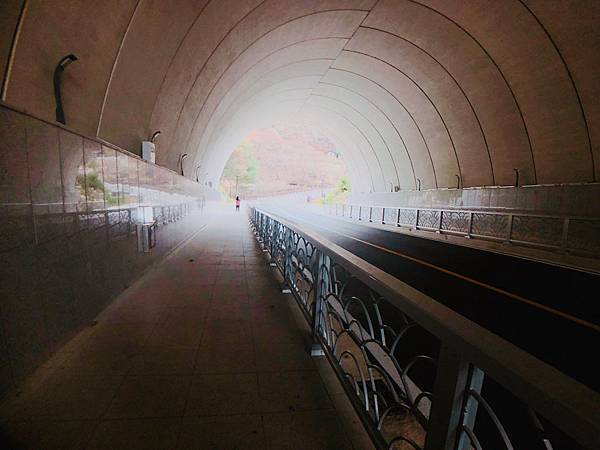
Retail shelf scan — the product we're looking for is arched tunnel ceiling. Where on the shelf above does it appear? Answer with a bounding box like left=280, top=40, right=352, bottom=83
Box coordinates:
left=2, top=0, right=599, bottom=191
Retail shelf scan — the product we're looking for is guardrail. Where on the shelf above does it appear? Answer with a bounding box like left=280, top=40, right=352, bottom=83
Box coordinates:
left=328, top=204, right=600, bottom=258
left=250, top=206, right=599, bottom=450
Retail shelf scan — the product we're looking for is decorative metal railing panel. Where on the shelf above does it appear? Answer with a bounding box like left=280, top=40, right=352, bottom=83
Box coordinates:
left=331, top=204, right=600, bottom=258
left=511, top=216, right=563, bottom=245
left=441, top=211, right=470, bottom=233
left=372, top=207, right=384, bottom=223
left=417, top=210, right=441, bottom=230
left=567, top=219, right=600, bottom=254
left=398, top=209, right=418, bottom=227
left=250, top=207, right=598, bottom=450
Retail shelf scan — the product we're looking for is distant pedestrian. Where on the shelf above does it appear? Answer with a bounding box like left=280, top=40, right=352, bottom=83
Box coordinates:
left=235, top=196, right=240, bottom=212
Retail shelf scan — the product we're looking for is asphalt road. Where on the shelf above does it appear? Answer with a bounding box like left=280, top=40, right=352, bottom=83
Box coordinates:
left=259, top=204, right=600, bottom=391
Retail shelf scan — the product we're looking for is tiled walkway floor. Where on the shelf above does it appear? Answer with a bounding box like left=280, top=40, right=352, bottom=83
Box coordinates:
left=0, top=207, right=372, bottom=450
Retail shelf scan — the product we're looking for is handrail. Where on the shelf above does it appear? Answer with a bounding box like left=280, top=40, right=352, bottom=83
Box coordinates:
left=250, top=206, right=599, bottom=449
left=329, top=203, right=600, bottom=257
left=337, top=202, right=597, bottom=220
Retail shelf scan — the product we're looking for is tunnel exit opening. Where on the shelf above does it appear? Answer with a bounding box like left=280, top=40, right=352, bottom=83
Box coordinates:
left=218, top=122, right=350, bottom=203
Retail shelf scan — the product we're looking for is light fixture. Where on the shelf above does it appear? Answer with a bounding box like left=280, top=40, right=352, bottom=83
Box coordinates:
left=149, top=131, right=161, bottom=143
left=54, top=54, right=78, bottom=125
left=179, top=153, right=188, bottom=176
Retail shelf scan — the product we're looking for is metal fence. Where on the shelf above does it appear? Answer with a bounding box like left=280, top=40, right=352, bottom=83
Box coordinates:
left=250, top=207, right=598, bottom=450
left=329, top=204, right=600, bottom=258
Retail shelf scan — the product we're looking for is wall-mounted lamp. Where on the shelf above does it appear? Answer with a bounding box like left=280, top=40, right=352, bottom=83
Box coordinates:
left=514, top=168, right=520, bottom=187
left=179, top=153, right=188, bottom=176
left=149, top=130, right=161, bottom=143
left=195, top=166, right=201, bottom=182
left=416, top=178, right=421, bottom=191
left=54, top=54, right=78, bottom=125
left=455, top=174, right=461, bottom=189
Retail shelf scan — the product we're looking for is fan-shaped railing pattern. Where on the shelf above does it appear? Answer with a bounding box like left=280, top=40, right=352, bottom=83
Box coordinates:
left=250, top=206, right=598, bottom=450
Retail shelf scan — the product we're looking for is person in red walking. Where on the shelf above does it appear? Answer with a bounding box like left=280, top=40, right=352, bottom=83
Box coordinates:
left=235, top=195, right=241, bottom=212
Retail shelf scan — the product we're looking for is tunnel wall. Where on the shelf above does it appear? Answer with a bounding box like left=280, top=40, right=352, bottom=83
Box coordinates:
left=0, top=104, right=206, bottom=397
left=1, top=1, right=599, bottom=192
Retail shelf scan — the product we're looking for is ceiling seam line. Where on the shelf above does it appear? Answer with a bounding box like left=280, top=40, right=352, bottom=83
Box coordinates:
left=306, top=103, right=378, bottom=191
left=294, top=6, right=373, bottom=116
left=407, top=0, right=537, bottom=184
left=359, top=24, right=495, bottom=186
left=200, top=72, right=331, bottom=164
left=516, top=0, right=595, bottom=182
left=318, top=80, right=417, bottom=189
left=96, top=0, right=142, bottom=138
left=329, top=67, right=438, bottom=189
left=312, top=91, right=402, bottom=189
left=147, top=0, right=213, bottom=138
left=191, top=37, right=348, bottom=163
left=344, top=49, right=462, bottom=187
left=181, top=8, right=371, bottom=168
left=307, top=97, right=386, bottom=191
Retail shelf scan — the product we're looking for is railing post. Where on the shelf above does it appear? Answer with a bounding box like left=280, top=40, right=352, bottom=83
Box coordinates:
left=437, top=210, right=443, bottom=233
left=369, top=207, right=373, bottom=222
left=281, top=226, right=293, bottom=294
left=561, top=218, right=570, bottom=252
left=397, top=208, right=401, bottom=227
left=382, top=207, right=386, bottom=224
left=505, top=214, right=514, bottom=243
left=415, top=208, right=420, bottom=230
left=466, top=212, right=473, bottom=238
left=358, top=206, right=362, bottom=221
left=456, top=367, right=485, bottom=450
left=311, top=250, right=327, bottom=356
left=424, top=344, right=470, bottom=450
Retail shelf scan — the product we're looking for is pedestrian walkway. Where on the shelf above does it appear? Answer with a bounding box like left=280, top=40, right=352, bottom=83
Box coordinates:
left=0, top=206, right=372, bottom=450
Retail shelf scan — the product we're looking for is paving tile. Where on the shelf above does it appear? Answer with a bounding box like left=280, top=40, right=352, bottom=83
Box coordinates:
left=0, top=210, right=359, bottom=449
left=106, top=375, right=191, bottom=419
left=258, top=371, right=332, bottom=413
left=129, top=345, right=198, bottom=375
left=0, top=419, right=97, bottom=450
left=330, top=393, right=376, bottom=450
left=11, top=374, right=123, bottom=420
left=314, top=357, right=345, bottom=396
left=194, top=340, right=256, bottom=374
left=185, top=373, right=260, bottom=416
left=263, top=410, right=353, bottom=450
left=254, top=335, right=315, bottom=372
left=145, top=315, right=204, bottom=348
left=177, top=415, right=265, bottom=450
left=201, top=319, right=252, bottom=346
left=56, top=342, right=136, bottom=377
left=85, top=418, right=181, bottom=450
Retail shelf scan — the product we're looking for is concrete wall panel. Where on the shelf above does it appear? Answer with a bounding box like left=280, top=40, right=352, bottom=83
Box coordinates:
left=6, top=0, right=138, bottom=136
left=418, top=0, right=593, bottom=184
left=347, top=26, right=493, bottom=188
left=1, top=0, right=598, bottom=193
left=98, top=0, right=210, bottom=153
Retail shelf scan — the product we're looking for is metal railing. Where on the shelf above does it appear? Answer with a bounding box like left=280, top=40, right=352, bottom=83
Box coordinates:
left=250, top=207, right=599, bottom=450
left=329, top=204, right=600, bottom=258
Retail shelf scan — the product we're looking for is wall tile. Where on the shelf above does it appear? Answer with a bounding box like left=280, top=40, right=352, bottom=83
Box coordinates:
left=0, top=108, right=29, bottom=204
left=84, top=140, right=105, bottom=212
left=1, top=106, right=205, bottom=399
left=26, top=117, right=64, bottom=244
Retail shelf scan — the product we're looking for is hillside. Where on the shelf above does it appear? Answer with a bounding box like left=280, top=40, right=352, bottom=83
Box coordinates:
left=220, top=125, right=348, bottom=199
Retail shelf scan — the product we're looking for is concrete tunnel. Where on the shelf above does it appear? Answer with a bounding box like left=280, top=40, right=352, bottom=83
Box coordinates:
left=0, top=1, right=599, bottom=449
